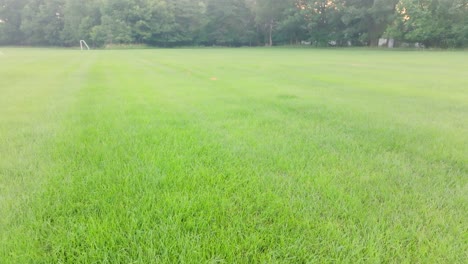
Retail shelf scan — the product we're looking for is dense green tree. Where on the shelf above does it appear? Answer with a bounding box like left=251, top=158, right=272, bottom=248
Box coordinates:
left=0, top=0, right=28, bottom=45
left=143, top=0, right=176, bottom=46
left=20, top=0, right=66, bottom=45
left=90, top=0, right=138, bottom=45
left=277, top=1, right=308, bottom=45
left=255, top=0, right=293, bottom=46
left=204, top=0, right=255, bottom=46
left=388, top=0, right=468, bottom=47
left=61, top=0, right=101, bottom=46
left=295, top=0, right=346, bottom=46
left=0, top=0, right=466, bottom=48
left=163, top=0, right=205, bottom=46
left=340, top=0, right=399, bottom=46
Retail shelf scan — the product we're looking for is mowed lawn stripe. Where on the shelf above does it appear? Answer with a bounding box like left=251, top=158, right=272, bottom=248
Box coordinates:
left=0, top=49, right=97, bottom=261
left=1, top=49, right=467, bottom=263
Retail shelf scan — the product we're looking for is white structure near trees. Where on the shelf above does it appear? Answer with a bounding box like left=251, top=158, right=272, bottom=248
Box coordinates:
left=378, top=38, right=395, bottom=48
left=80, top=40, right=90, bottom=50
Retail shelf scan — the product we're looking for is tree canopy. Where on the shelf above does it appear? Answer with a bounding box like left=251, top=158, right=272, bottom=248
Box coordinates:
left=0, top=0, right=466, bottom=48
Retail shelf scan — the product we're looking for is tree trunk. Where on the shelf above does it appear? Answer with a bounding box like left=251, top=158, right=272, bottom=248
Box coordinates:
left=268, top=20, right=273, bottom=46
left=368, top=24, right=380, bottom=46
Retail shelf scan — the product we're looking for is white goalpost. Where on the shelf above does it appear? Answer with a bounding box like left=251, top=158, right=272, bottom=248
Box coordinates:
left=80, top=40, right=90, bottom=50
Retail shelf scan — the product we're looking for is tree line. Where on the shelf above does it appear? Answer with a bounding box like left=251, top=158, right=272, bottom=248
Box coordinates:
left=1, top=0, right=467, bottom=48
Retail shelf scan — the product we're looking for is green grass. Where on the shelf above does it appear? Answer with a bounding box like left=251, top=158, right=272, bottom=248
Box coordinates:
left=0, top=48, right=467, bottom=263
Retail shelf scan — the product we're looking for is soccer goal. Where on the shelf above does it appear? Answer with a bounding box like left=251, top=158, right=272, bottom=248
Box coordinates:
left=80, top=40, right=90, bottom=50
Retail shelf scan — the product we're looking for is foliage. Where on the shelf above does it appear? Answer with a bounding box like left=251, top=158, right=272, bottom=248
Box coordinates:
left=388, top=0, right=468, bottom=48
left=0, top=0, right=466, bottom=48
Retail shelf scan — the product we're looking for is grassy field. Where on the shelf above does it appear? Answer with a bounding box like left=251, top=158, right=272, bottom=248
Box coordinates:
left=0, top=48, right=467, bottom=263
